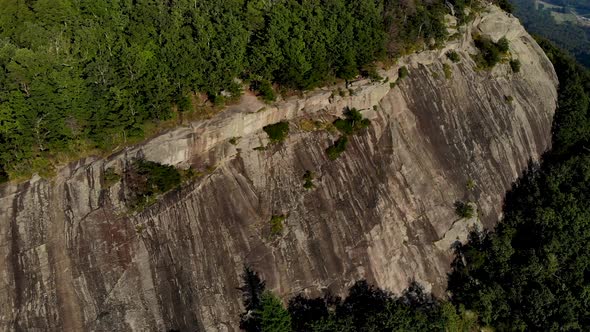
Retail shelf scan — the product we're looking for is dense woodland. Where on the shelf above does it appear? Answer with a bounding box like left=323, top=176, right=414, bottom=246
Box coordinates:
left=236, top=41, right=590, bottom=331
left=0, top=0, right=450, bottom=180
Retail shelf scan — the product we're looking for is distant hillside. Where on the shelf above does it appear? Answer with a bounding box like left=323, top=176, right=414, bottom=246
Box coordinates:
left=511, top=0, right=590, bottom=67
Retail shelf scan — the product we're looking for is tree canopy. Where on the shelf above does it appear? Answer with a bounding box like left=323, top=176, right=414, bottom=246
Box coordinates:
left=0, top=0, right=450, bottom=180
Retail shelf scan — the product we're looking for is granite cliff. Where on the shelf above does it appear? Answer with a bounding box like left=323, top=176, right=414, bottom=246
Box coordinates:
left=0, top=6, right=558, bottom=331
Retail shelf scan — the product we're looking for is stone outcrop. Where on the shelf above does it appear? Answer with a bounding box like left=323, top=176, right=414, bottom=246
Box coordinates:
left=0, top=6, right=557, bottom=331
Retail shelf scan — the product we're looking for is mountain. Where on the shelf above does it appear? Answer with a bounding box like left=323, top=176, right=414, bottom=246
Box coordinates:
left=0, top=5, right=557, bottom=331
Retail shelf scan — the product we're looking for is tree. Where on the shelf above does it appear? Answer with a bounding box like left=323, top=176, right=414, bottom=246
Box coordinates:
left=259, top=292, right=292, bottom=332
left=239, top=266, right=267, bottom=332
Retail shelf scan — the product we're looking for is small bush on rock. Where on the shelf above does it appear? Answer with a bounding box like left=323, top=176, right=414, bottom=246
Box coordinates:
left=510, top=59, right=521, bottom=73
left=446, top=50, right=461, bottom=63
left=263, top=121, right=289, bottom=143
left=270, top=215, right=286, bottom=235
left=455, top=201, right=475, bottom=218
left=326, top=136, right=349, bottom=160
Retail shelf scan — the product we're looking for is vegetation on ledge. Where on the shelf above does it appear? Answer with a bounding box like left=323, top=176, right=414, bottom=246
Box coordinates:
left=0, top=0, right=455, bottom=179
left=263, top=122, right=290, bottom=144
left=472, top=35, right=510, bottom=69
left=125, top=160, right=181, bottom=210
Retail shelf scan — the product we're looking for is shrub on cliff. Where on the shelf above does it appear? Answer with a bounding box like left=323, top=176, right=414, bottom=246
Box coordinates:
left=303, top=171, right=314, bottom=189
left=509, top=59, right=521, bottom=73
left=270, top=215, right=286, bottom=235
left=446, top=50, right=461, bottom=63
left=326, top=136, right=349, bottom=160
left=263, top=122, right=290, bottom=143
left=125, top=159, right=181, bottom=209
left=398, top=66, right=409, bottom=80
left=333, top=108, right=371, bottom=135
left=251, top=80, right=277, bottom=103
left=103, top=167, right=121, bottom=188
left=454, top=201, right=475, bottom=218
left=473, top=35, right=510, bottom=69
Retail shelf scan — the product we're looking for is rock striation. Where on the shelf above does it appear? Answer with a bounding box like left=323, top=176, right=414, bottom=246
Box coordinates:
left=0, top=6, right=557, bottom=331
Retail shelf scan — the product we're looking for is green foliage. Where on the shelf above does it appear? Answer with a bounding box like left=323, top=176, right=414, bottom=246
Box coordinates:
left=496, top=37, right=510, bottom=53
left=251, top=80, right=276, bottom=103
left=443, top=64, right=452, bottom=80
left=446, top=50, right=461, bottom=63
left=495, top=0, right=514, bottom=13
left=259, top=292, right=292, bottom=332
left=504, top=95, right=514, bottom=103
left=472, top=35, right=510, bottom=69
left=326, top=137, right=348, bottom=160
left=303, top=171, right=314, bottom=189
left=270, top=215, right=286, bottom=236
left=242, top=274, right=479, bottom=332
left=332, top=108, right=371, bottom=135
left=466, top=179, right=476, bottom=191
left=454, top=201, right=475, bottom=218
left=509, top=58, right=521, bottom=73
left=327, top=108, right=370, bottom=160
left=398, top=66, right=409, bottom=80
left=103, top=167, right=121, bottom=188
left=263, top=122, right=290, bottom=143
left=125, top=159, right=181, bottom=210
left=0, top=167, right=8, bottom=183
left=538, top=39, right=590, bottom=156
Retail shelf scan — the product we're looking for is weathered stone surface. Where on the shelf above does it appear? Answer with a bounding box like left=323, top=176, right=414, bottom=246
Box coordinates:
left=0, top=6, right=557, bottom=331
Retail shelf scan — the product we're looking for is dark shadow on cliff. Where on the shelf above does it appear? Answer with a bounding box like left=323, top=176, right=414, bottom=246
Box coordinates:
left=238, top=267, right=474, bottom=331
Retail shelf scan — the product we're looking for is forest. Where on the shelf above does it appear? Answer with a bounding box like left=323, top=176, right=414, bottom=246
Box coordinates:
left=0, top=0, right=450, bottom=180
left=235, top=40, right=590, bottom=331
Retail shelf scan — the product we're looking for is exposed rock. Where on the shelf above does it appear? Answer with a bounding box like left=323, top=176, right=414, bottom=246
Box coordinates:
left=0, top=6, right=557, bottom=331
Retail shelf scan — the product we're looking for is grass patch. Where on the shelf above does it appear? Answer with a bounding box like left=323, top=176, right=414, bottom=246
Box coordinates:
left=298, top=119, right=323, bottom=132
left=466, top=179, right=476, bottom=191
left=443, top=63, right=452, bottom=80
left=263, top=121, right=289, bottom=143
left=455, top=201, right=475, bottom=218
left=270, top=215, right=286, bottom=236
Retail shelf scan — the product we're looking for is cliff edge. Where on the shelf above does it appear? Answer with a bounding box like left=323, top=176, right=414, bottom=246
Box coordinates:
left=0, top=6, right=557, bottom=331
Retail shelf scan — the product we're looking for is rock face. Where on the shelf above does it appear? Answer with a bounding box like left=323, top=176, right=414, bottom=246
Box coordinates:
left=0, top=6, right=557, bottom=332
